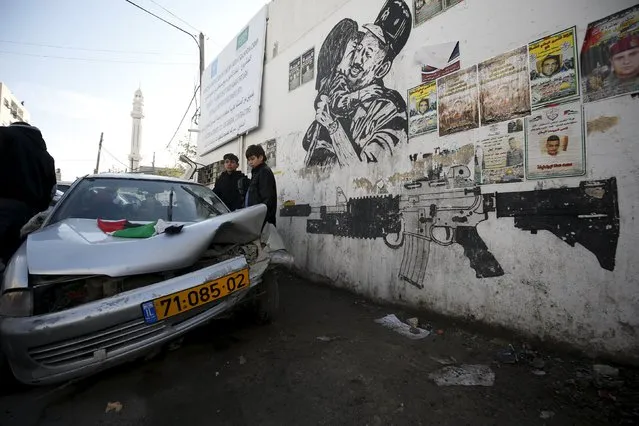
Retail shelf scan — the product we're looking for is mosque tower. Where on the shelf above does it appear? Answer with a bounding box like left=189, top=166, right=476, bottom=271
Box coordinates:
left=129, top=88, right=144, bottom=172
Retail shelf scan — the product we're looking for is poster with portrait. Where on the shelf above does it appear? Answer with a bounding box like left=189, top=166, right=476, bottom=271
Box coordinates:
left=438, top=65, right=480, bottom=136
left=413, top=0, right=463, bottom=27
left=301, top=48, right=315, bottom=85
left=529, top=27, right=579, bottom=107
left=408, top=81, right=438, bottom=137
left=581, top=5, right=639, bottom=103
left=479, top=45, right=531, bottom=126
left=475, top=119, right=525, bottom=185
left=289, top=57, right=301, bottom=91
left=525, top=100, right=585, bottom=180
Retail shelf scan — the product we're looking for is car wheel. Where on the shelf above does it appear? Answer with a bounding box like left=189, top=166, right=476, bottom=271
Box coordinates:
left=250, top=269, right=279, bottom=324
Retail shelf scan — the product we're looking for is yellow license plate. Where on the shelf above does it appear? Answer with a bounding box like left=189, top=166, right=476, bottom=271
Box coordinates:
left=141, top=269, right=250, bottom=323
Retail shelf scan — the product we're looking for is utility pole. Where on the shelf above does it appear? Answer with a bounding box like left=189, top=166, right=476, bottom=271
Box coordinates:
left=94, top=132, right=104, bottom=175
left=152, top=152, right=156, bottom=173
left=199, top=32, right=205, bottom=100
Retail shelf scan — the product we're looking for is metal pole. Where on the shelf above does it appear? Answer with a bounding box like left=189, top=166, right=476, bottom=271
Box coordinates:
left=94, top=132, right=104, bottom=175
left=199, top=32, right=205, bottom=97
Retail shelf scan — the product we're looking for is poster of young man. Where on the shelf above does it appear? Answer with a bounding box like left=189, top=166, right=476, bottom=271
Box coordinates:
left=479, top=46, right=531, bottom=126
left=437, top=65, right=480, bottom=136
left=301, top=48, right=315, bottom=85
left=475, top=120, right=525, bottom=185
left=529, top=27, right=580, bottom=108
left=289, top=57, right=301, bottom=91
left=525, top=100, right=585, bottom=180
left=408, top=81, right=438, bottom=137
left=581, top=5, right=639, bottom=103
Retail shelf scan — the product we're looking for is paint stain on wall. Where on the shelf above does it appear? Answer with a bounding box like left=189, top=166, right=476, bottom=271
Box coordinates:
left=353, top=178, right=375, bottom=192
left=587, top=116, right=619, bottom=135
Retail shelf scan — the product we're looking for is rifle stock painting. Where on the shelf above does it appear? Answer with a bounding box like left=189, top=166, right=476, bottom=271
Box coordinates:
left=281, top=173, right=620, bottom=287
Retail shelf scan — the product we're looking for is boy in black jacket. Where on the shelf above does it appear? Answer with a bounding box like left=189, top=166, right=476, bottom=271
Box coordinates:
left=245, top=144, right=277, bottom=226
left=213, top=153, right=249, bottom=211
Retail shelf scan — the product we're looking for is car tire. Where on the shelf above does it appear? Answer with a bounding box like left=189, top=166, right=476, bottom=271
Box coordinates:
left=250, top=269, right=279, bottom=324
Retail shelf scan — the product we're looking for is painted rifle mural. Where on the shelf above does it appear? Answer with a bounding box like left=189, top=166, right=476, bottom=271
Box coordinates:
left=281, top=170, right=620, bottom=287
left=302, top=0, right=412, bottom=168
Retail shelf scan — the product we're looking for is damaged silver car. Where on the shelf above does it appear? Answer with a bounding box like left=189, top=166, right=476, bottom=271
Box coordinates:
left=0, top=173, right=292, bottom=385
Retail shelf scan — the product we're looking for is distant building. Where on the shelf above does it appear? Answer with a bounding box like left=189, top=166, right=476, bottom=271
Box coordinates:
left=0, top=82, right=30, bottom=126
left=55, top=168, right=62, bottom=182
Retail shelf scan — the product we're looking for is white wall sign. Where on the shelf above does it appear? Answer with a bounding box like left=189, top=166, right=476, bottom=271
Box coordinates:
left=198, top=6, right=267, bottom=155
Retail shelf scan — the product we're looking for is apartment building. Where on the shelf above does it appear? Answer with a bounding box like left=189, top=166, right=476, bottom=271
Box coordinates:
left=0, top=82, right=30, bottom=126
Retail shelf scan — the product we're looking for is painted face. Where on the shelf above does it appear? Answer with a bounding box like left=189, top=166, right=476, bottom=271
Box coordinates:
left=347, top=32, right=389, bottom=90
left=611, top=47, right=639, bottom=79
left=224, top=159, right=238, bottom=172
left=418, top=100, right=429, bottom=114
left=541, top=58, right=559, bottom=77
left=546, top=139, right=560, bottom=156
left=247, top=155, right=264, bottom=169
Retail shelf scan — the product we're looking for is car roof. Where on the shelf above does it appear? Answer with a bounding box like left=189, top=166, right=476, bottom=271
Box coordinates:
left=82, top=173, right=193, bottom=184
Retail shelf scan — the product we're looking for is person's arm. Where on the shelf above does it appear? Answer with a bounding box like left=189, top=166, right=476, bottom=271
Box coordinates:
left=257, top=168, right=277, bottom=208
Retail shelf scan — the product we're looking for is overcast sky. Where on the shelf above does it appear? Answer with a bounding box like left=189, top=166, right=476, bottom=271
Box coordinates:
left=0, top=0, right=268, bottom=181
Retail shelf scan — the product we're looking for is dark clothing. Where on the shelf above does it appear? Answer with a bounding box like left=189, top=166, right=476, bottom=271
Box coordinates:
left=246, top=163, right=277, bottom=226
left=0, top=199, right=35, bottom=263
left=0, top=124, right=57, bottom=212
left=213, top=171, right=249, bottom=211
left=0, top=124, right=56, bottom=263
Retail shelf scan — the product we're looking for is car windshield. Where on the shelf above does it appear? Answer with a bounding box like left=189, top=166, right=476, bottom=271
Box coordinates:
left=49, top=177, right=229, bottom=224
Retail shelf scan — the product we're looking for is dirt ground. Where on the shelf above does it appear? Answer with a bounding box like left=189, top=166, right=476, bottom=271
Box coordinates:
left=0, top=271, right=637, bottom=425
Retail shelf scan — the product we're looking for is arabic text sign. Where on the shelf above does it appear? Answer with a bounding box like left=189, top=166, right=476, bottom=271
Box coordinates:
left=198, top=6, right=267, bottom=155
left=525, top=100, right=585, bottom=180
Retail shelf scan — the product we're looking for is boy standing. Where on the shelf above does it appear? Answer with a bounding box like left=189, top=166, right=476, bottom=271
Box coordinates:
left=213, top=153, right=249, bottom=211
left=245, top=145, right=277, bottom=226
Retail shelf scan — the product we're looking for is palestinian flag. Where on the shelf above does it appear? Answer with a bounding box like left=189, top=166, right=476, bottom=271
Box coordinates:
left=97, top=219, right=183, bottom=238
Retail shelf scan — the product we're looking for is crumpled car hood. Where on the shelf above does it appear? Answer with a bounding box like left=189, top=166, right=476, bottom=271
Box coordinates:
left=26, top=204, right=267, bottom=277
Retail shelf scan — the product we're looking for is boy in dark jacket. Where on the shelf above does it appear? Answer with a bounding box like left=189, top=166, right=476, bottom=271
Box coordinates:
left=213, top=153, right=249, bottom=211
left=245, top=144, right=277, bottom=226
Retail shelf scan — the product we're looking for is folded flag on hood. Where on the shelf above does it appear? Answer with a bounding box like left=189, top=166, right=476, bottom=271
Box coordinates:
left=97, top=218, right=184, bottom=238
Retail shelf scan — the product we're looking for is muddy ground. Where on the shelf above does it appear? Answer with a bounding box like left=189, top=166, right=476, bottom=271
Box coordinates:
left=0, top=271, right=637, bottom=425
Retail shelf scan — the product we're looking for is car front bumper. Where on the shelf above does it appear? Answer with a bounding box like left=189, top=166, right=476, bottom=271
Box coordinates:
left=0, top=255, right=265, bottom=385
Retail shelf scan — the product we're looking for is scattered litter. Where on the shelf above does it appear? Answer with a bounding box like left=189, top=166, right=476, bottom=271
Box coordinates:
left=435, top=329, right=445, bottom=336
left=598, top=389, right=617, bottom=401
left=428, top=364, right=495, bottom=387
left=374, top=314, right=431, bottom=340
left=593, top=364, right=619, bottom=377
left=532, top=370, right=547, bottom=376
left=215, top=371, right=220, bottom=377
left=317, top=336, right=334, bottom=342
left=540, top=410, right=555, bottom=419
left=495, top=345, right=519, bottom=364
left=239, top=356, right=246, bottom=365
left=105, top=401, right=123, bottom=414
left=406, top=317, right=419, bottom=328
left=531, top=358, right=546, bottom=369
left=430, top=355, right=457, bottom=365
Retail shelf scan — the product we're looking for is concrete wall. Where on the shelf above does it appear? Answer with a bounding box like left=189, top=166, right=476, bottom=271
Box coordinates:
left=200, top=0, right=639, bottom=361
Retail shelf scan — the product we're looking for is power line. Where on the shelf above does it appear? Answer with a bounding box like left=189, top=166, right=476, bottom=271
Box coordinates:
left=102, top=148, right=130, bottom=169
left=123, top=0, right=199, bottom=48
left=145, top=0, right=201, bottom=34
left=0, top=50, right=196, bottom=65
left=0, top=39, right=191, bottom=56
left=166, top=85, right=200, bottom=149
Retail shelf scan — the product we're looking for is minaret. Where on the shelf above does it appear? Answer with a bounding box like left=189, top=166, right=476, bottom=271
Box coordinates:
left=129, top=88, right=144, bottom=172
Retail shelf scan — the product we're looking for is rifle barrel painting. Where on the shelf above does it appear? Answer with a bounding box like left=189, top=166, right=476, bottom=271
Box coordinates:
left=280, top=176, right=620, bottom=287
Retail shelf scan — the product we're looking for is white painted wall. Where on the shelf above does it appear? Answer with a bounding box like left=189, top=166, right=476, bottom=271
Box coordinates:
left=201, top=0, right=639, bottom=361
left=0, top=82, right=31, bottom=126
